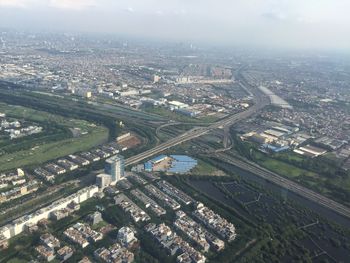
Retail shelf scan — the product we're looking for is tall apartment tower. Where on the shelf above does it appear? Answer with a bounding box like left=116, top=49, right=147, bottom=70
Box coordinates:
left=105, top=155, right=125, bottom=184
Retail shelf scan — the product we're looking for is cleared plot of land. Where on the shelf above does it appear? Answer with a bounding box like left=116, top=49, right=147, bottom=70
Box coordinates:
left=191, top=159, right=226, bottom=176
left=257, top=156, right=318, bottom=179
left=144, top=106, right=220, bottom=123
left=239, top=144, right=350, bottom=206
left=0, top=103, right=108, bottom=171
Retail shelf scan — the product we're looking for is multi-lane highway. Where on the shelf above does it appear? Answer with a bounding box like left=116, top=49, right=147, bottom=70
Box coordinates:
left=125, top=90, right=269, bottom=166
left=126, top=69, right=269, bottom=166
left=215, top=153, right=350, bottom=219
left=125, top=68, right=350, bottom=220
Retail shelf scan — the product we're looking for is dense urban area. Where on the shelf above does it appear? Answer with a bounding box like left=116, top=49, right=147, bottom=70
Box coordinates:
left=0, top=30, right=349, bottom=263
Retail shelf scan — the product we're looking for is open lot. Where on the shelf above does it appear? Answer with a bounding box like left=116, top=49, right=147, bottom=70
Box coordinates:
left=233, top=138, right=350, bottom=207
left=0, top=103, right=108, bottom=171
left=144, top=106, right=220, bottom=124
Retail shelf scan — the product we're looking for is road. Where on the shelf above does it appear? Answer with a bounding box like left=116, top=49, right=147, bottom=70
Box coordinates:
left=126, top=71, right=269, bottom=166
left=215, top=153, right=350, bottom=219
left=125, top=103, right=266, bottom=166
left=125, top=68, right=350, bottom=220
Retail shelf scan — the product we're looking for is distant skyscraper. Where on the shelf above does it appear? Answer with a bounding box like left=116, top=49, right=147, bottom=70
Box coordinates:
left=105, top=155, right=125, bottom=183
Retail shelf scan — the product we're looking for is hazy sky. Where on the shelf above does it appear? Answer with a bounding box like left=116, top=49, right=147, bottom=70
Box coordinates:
left=1, top=0, right=350, bottom=50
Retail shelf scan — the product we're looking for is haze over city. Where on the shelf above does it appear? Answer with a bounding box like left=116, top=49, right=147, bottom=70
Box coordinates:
left=1, top=1, right=350, bottom=262
left=1, top=0, right=350, bottom=50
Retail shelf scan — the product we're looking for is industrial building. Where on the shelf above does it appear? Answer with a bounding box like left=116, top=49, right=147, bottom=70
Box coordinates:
left=144, top=155, right=198, bottom=174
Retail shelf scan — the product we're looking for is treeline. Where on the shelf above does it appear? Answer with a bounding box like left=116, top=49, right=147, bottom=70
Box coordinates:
left=231, top=130, right=348, bottom=179
left=0, top=123, right=71, bottom=154
left=275, top=153, right=347, bottom=178
left=0, top=90, right=119, bottom=140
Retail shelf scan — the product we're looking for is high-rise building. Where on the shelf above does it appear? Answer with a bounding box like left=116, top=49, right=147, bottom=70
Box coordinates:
left=105, top=155, right=125, bottom=184
left=96, top=173, right=112, bottom=189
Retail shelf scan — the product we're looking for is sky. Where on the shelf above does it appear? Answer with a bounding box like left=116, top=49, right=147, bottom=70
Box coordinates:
left=0, top=0, right=350, bottom=51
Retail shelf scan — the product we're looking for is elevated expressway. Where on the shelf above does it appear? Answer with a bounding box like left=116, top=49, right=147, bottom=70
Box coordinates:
left=125, top=71, right=350, bottom=220
left=125, top=88, right=268, bottom=166
left=125, top=68, right=268, bottom=167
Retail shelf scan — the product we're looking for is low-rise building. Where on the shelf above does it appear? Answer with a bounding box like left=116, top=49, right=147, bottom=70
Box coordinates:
left=40, top=233, right=60, bottom=249
left=80, top=152, right=100, bottom=162
left=145, top=223, right=206, bottom=263
left=96, top=173, right=112, bottom=189
left=157, top=180, right=194, bottom=205
left=0, top=186, right=98, bottom=241
left=87, top=211, right=103, bottom=226
left=130, top=189, right=166, bottom=217
left=174, top=211, right=224, bottom=252
left=114, top=194, right=150, bottom=223
left=78, top=257, right=92, bottom=263
left=34, top=167, right=55, bottom=182
left=44, top=163, right=66, bottom=175
left=0, top=235, right=8, bottom=250
left=64, top=223, right=103, bottom=248
left=35, top=245, right=55, bottom=262
left=68, top=154, right=90, bottom=166
left=117, top=227, right=137, bottom=248
left=57, top=159, right=79, bottom=171
left=193, top=204, right=236, bottom=242
left=145, top=184, right=181, bottom=210
left=94, top=242, right=134, bottom=263
left=0, top=180, right=40, bottom=204
left=57, top=246, right=74, bottom=261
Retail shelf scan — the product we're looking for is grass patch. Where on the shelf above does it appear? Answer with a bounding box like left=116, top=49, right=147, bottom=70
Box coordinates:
left=92, top=220, right=108, bottom=231
left=257, top=156, right=318, bottom=179
left=0, top=103, right=108, bottom=171
left=191, top=159, right=224, bottom=176
left=144, top=106, right=216, bottom=123
left=0, top=128, right=107, bottom=171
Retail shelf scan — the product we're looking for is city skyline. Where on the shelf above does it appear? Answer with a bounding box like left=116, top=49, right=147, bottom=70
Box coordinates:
left=0, top=2, right=350, bottom=262
left=1, top=0, right=350, bottom=51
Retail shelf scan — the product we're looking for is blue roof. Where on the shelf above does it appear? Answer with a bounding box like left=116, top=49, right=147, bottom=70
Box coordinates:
left=144, top=162, right=153, bottom=171
left=168, top=155, right=197, bottom=174
left=145, top=155, right=197, bottom=174
left=151, top=154, right=168, bottom=163
left=170, top=155, right=196, bottom=162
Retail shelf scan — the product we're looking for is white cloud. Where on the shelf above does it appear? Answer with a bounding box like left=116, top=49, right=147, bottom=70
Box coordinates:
left=0, top=0, right=97, bottom=10
left=155, top=10, right=164, bottom=16
left=124, top=7, right=134, bottom=13
left=262, top=11, right=288, bottom=21
left=173, top=9, right=187, bottom=16
left=0, top=0, right=31, bottom=8
left=0, top=0, right=349, bottom=50
left=49, top=0, right=96, bottom=10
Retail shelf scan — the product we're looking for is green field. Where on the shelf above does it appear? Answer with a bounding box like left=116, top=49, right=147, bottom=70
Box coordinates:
left=233, top=138, right=350, bottom=206
left=255, top=153, right=319, bottom=179
left=191, top=159, right=224, bottom=176
left=144, top=106, right=219, bottom=123
left=0, top=103, right=108, bottom=171
left=0, top=103, right=98, bottom=128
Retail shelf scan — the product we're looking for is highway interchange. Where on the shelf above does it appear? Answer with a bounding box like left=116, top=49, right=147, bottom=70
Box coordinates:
left=125, top=71, right=350, bottom=220
left=125, top=69, right=269, bottom=167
